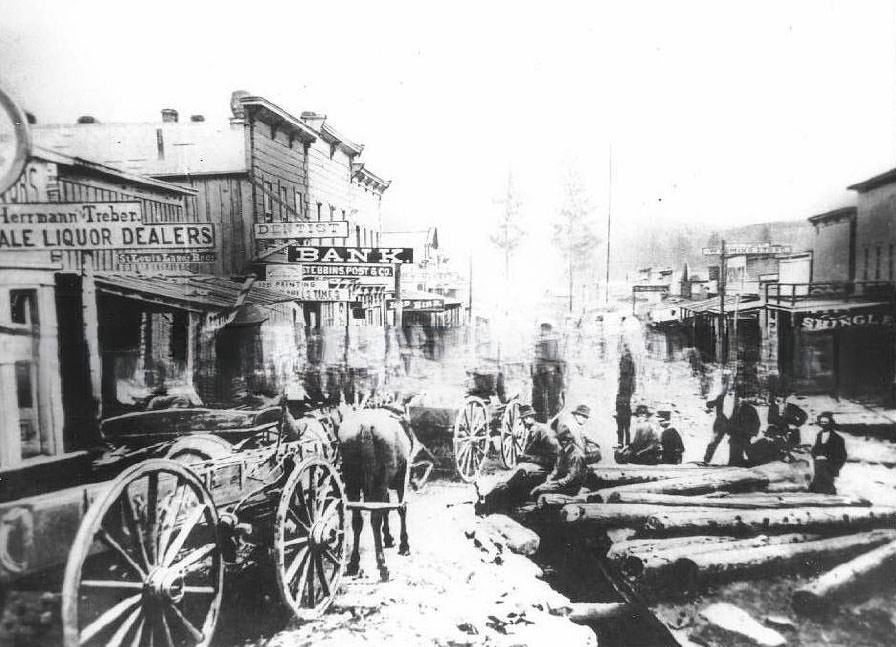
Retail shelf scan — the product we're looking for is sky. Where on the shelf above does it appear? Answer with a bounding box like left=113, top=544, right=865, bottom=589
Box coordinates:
left=2, top=0, right=896, bottom=312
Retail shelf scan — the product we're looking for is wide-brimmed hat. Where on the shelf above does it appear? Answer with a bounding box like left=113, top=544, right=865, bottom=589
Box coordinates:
left=634, top=404, right=651, bottom=416
left=656, top=410, right=671, bottom=422
left=518, top=404, right=536, bottom=419
left=572, top=404, right=591, bottom=419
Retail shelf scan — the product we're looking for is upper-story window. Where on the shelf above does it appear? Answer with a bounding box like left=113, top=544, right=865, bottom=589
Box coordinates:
left=263, top=181, right=273, bottom=220
left=279, top=186, right=289, bottom=221
left=296, top=191, right=304, bottom=218
left=876, top=246, right=883, bottom=280
left=863, top=247, right=870, bottom=280
left=316, top=202, right=322, bottom=221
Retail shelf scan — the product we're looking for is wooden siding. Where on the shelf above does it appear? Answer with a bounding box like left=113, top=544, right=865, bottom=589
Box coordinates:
left=50, top=169, right=211, bottom=274
left=249, top=116, right=309, bottom=223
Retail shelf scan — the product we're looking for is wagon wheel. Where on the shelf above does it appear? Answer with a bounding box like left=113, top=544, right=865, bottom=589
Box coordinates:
left=274, top=456, right=347, bottom=621
left=499, top=400, right=528, bottom=469
left=62, top=459, right=223, bottom=647
left=453, top=397, right=490, bottom=482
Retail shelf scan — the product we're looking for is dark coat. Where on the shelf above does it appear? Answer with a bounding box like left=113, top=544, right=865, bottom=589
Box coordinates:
left=811, top=428, right=847, bottom=476
left=768, top=401, right=808, bottom=429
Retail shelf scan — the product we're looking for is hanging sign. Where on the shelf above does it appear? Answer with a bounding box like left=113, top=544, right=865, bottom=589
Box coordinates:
left=0, top=86, right=31, bottom=196
left=388, top=298, right=443, bottom=311
left=287, top=246, right=414, bottom=264
left=257, top=278, right=352, bottom=301
left=302, top=263, right=394, bottom=278
left=254, top=220, right=349, bottom=240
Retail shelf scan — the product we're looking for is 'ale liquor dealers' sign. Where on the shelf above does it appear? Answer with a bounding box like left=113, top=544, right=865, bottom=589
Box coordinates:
left=0, top=202, right=215, bottom=250
left=288, top=246, right=414, bottom=264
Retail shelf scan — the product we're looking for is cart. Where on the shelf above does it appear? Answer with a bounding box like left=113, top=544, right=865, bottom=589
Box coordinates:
left=451, top=364, right=530, bottom=482
left=0, top=402, right=347, bottom=647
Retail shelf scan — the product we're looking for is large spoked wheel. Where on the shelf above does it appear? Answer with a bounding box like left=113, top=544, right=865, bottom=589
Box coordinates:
left=453, top=397, right=490, bottom=482
left=499, top=400, right=528, bottom=469
left=62, top=459, right=223, bottom=647
left=274, top=457, right=347, bottom=621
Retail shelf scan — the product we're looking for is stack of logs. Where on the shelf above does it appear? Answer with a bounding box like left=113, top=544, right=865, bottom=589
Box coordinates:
left=523, top=459, right=896, bottom=614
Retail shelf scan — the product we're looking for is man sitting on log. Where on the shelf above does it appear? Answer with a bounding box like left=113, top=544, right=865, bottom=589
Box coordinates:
left=530, top=413, right=588, bottom=498
left=809, top=412, right=847, bottom=494
left=475, top=405, right=559, bottom=514
left=615, top=404, right=662, bottom=465
left=658, top=410, right=685, bottom=464
left=767, top=390, right=808, bottom=446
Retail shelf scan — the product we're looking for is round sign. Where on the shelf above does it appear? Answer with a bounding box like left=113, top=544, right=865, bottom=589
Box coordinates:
left=0, top=86, right=31, bottom=196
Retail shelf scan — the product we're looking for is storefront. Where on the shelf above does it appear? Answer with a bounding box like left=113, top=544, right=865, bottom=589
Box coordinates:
left=771, top=299, right=895, bottom=401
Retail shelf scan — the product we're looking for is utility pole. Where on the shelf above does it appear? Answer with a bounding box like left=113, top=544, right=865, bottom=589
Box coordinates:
left=605, top=144, right=612, bottom=304
left=718, top=239, right=727, bottom=365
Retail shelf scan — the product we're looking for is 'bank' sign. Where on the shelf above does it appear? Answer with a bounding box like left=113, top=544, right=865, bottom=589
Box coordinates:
left=287, top=246, right=414, bottom=264
left=0, top=202, right=215, bottom=250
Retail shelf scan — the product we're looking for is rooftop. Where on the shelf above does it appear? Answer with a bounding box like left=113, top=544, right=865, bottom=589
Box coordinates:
left=848, top=167, right=896, bottom=193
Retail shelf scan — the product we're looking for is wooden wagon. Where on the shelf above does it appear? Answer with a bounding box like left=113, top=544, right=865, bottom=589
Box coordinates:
left=0, top=403, right=347, bottom=647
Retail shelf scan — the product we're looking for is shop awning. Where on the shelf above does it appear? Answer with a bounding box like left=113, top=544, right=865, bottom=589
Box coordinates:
left=766, top=299, right=891, bottom=313
left=680, top=295, right=763, bottom=316
left=94, top=273, right=295, bottom=312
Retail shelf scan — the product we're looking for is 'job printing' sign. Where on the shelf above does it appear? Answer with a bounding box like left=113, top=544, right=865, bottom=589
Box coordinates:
left=0, top=202, right=215, bottom=250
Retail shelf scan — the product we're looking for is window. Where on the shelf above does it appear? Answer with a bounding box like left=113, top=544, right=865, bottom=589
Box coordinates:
left=263, top=181, right=273, bottom=219
left=16, top=360, right=41, bottom=459
left=10, top=289, right=37, bottom=325
left=279, top=185, right=289, bottom=220
left=863, top=247, right=869, bottom=280
left=890, top=244, right=894, bottom=281
left=316, top=202, right=322, bottom=221
left=356, top=225, right=361, bottom=246
left=295, top=191, right=304, bottom=218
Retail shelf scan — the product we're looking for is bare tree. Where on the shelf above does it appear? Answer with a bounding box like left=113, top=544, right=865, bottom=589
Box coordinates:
left=553, top=167, right=600, bottom=312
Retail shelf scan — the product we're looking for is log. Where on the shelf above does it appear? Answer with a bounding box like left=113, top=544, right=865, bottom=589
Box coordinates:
left=536, top=493, right=589, bottom=509
left=642, top=506, right=896, bottom=537
left=792, top=539, right=896, bottom=615
left=565, top=602, right=634, bottom=623
left=673, top=529, right=896, bottom=588
left=623, top=533, right=821, bottom=579
left=607, top=535, right=739, bottom=560
left=764, top=481, right=808, bottom=493
left=479, top=514, right=540, bottom=556
left=610, top=491, right=871, bottom=509
left=561, top=503, right=669, bottom=526
left=596, top=468, right=769, bottom=502
left=588, top=464, right=732, bottom=489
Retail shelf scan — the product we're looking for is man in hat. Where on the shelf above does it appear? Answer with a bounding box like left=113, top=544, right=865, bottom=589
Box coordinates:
left=531, top=406, right=588, bottom=498
left=809, top=412, right=847, bottom=494
left=768, top=391, right=808, bottom=447
left=476, top=404, right=559, bottom=514
left=658, top=410, right=685, bottom=464
left=615, top=404, right=662, bottom=465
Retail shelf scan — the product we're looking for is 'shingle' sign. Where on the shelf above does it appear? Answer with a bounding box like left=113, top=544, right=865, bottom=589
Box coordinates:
left=287, top=246, right=413, bottom=264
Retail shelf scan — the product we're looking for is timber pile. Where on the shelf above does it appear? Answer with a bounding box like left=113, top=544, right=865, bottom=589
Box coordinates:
left=519, top=460, right=896, bottom=600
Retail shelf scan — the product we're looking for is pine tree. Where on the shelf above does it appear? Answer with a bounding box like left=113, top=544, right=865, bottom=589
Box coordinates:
left=490, top=170, right=526, bottom=280
left=553, top=167, right=600, bottom=312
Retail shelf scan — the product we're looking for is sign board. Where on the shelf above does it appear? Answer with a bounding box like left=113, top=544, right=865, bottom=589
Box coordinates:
left=388, top=298, right=444, bottom=310
left=118, top=251, right=217, bottom=264
left=257, top=279, right=352, bottom=301
left=265, top=264, right=304, bottom=281
left=287, top=246, right=414, bottom=264
left=0, top=202, right=215, bottom=250
left=702, top=243, right=793, bottom=256
left=254, top=221, right=349, bottom=240
left=632, top=285, right=670, bottom=292
left=0, top=86, right=31, bottom=196
left=302, top=263, right=394, bottom=278
left=801, top=311, right=895, bottom=330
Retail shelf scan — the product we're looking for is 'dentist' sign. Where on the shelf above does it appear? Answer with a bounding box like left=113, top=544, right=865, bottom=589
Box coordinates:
left=0, top=202, right=215, bottom=250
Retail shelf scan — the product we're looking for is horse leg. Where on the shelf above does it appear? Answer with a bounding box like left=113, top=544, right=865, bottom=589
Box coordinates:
left=347, top=507, right=363, bottom=576
left=382, top=509, right=395, bottom=548
left=371, top=509, right=389, bottom=581
left=397, top=503, right=409, bottom=556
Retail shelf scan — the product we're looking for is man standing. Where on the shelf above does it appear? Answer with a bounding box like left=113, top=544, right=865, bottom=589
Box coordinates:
left=658, top=410, right=685, bottom=464
left=728, top=398, right=761, bottom=467
left=616, top=343, right=636, bottom=447
left=809, top=412, right=847, bottom=494
left=530, top=413, right=588, bottom=498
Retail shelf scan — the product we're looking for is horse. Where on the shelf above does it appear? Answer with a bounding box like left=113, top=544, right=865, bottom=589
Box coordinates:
left=337, top=406, right=427, bottom=581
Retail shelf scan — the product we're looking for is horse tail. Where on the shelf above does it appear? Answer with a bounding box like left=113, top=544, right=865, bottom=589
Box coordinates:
left=359, top=423, right=376, bottom=497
